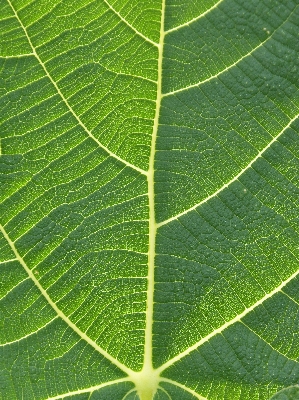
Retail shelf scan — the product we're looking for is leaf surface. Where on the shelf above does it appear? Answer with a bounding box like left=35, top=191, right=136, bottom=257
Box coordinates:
left=1, top=0, right=299, bottom=399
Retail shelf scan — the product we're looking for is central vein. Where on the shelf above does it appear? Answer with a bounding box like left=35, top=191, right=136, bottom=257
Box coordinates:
left=131, top=2, right=166, bottom=399
left=145, top=0, right=165, bottom=371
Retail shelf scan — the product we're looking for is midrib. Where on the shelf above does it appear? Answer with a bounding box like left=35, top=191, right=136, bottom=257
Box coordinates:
left=131, top=1, right=166, bottom=399
left=144, top=1, right=165, bottom=372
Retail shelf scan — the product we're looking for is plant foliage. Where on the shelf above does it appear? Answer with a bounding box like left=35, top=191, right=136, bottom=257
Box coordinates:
left=1, top=0, right=299, bottom=399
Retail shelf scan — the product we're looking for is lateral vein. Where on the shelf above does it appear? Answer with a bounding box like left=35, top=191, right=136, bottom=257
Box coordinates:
left=0, top=317, right=59, bottom=347
left=0, top=53, right=34, bottom=58
left=6, top=0, right=147, bottom=176
left=0, top=224, right=134, bottom=377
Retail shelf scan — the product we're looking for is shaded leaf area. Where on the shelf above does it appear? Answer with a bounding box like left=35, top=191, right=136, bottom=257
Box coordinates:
left=0, top=314, right=127, bottom=399
left=158, top=383, right=199, bottom=399
left=156, top=0, right=299, bottom=221
left=162, top=321, right=299, bottom=400
left=56, top=382, right=135, bottom=400
left=270, top=386, right=299, bottom=400
left=164, top=0, right=221, bottom=31
left=154, top=122, right=299, bottom=364
left=163, top=0, right=297, bottom=91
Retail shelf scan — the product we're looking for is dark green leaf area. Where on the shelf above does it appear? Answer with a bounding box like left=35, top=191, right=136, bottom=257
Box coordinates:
left=0, top=318, right=126, bottom=400
left=156, top=4, right=299, bottom=222
left=243, top=291, right=299, bottom=361
left=163, top=0, right=298, bottom=92
left=158, top=383, right=198, bottom=399
left=154, top=151, right=299, bottom=366
left=61, top=382, right=135, bottom=400
left=270, top=386, right=299, bottom=400
left=162, top=323, right=299, bottom=400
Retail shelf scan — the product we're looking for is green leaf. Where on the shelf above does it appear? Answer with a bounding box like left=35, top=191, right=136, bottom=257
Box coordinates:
left=1, top=0, right=299, bottom=399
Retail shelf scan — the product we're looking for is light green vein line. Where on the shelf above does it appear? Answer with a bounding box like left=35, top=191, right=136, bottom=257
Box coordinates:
left=0, top=53, right=34, bottom=58
left=0, top=258, right=17, bottom=264
left=162, top=37, right=268, bottom=96
left=0, top=277, right=28, bottom=301
left=124, top=3, right=166, bottom=399
left=159, top=379, right=207, bottom=400
left=156, top=266, right=299, bottom=374
left=0, top=74, right=55, bottom=100
left=269, top=387, right=299, bottom=400
left=165, top=0, right=225, bottom=34
left=6, top=0, right=147, bottom=176
left=163, top=4, right=297, bottom=96
left=45, top=378, right=131, bottom=400
left=102, top=0, right=159, bottom=47
left=0, top=316, right=59, bottom=347
left=157, top=111, right=299, bottom=227
left=0, top=224, right=134, bottom=377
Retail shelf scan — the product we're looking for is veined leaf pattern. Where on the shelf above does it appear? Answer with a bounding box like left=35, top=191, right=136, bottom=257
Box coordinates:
left=1, top=0, right=299, bottom=399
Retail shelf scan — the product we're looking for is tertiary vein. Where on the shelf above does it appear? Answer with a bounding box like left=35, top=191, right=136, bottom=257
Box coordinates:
left=6, top=0, right=147, bottom=176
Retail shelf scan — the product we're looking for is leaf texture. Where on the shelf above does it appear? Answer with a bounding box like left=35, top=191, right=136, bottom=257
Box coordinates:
left=1, top=0, right=299, bottom=399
